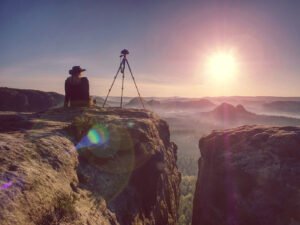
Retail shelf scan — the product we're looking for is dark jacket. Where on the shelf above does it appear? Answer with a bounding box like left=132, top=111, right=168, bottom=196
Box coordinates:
left=64, top=77, right=90, bottom=107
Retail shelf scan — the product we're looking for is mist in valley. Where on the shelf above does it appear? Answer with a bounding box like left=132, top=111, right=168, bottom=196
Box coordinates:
left=100, top=95, right=300, bottom=177
left=117, top=96, right=300, bottom=224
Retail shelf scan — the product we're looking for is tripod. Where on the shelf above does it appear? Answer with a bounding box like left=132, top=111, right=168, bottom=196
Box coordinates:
left=102, top=49, right=145, bottom=109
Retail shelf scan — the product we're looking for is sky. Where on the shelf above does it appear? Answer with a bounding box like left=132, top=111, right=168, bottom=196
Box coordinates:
left=1, top=0, right=300, bottom=97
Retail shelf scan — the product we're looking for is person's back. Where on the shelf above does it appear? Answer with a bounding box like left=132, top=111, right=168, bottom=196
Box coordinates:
left=64, top=66, right=90, bottom=107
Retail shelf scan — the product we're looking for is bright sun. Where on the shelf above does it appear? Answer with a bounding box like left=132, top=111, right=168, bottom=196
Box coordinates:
left=206, top=51, right=238, bottom=82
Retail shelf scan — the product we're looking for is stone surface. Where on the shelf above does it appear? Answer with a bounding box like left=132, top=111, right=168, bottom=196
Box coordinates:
left=0, top=107, right=180, bottom=225
left=192, top=125, right=300, bottom=225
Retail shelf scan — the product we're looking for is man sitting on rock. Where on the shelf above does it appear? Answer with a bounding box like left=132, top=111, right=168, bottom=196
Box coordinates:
left=64, top=66, right=91, bottom=107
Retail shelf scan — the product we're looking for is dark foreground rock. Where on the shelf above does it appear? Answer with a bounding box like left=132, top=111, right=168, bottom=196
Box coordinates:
left=192, top=125, right=300, bottom=225
left=0, top=87, right=64, bottom=112
left=0, top=107, right=180, bottom=225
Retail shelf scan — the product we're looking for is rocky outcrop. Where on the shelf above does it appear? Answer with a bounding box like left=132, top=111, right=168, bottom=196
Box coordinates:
left=0, top=107, right=180, bottom=225
left=192, top=125, right=300, bottom=225
left=0, top=87, right=64, bottom=112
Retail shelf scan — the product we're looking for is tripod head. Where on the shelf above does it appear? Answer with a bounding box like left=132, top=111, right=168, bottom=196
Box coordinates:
left=120, top=49, right=129, bottom=57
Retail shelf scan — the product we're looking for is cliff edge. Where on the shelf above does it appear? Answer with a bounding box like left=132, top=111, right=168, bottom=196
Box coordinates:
left=192, top=125, right=300, bottom=225
left=0, top=107, right=180, bottom=225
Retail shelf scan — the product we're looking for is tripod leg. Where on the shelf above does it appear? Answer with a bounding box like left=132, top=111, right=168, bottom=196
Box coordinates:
left=125, top=59, right=146, bottom=109
left=102, top=64, right=122, bottom=107
left=120, top=69, right=125, bottom=108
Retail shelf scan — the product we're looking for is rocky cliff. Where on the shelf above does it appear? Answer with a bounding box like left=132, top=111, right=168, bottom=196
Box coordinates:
left=0, top=107, right=180, bottom=225
left=192, top=125, right=300, bottom=225
left=0, top=87, right=64, bottom=112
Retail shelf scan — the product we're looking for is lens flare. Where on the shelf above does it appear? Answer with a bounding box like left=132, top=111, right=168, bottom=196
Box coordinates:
left=76, top=124, right=109, bottom=149
left=88, top=129, right=101, bottom=144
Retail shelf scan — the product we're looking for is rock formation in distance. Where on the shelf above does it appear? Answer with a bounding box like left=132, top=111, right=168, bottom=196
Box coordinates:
left=0, top=87, right=64, bottom=112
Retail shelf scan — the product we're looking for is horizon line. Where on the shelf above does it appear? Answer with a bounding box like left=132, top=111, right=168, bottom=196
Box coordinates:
left=1, top=86, right=300, bottom=99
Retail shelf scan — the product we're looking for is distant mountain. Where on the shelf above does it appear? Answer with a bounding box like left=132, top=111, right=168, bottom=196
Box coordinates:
left=263, top=101, right=300, bottom=113
left=203, top=102, right=300, bottom=126
left=163, top=99, right=215, bottom=110
left=126, top=97, right=145, bottom=107
left=126, top=97, right=215, bottom=110
left=205, top=103, right=255, bottom=121
left=205, top=96, right=300, bottom=112
left=98, top=96, right=132, bottom=107
left=0, top=87, right=64, bottom=112
left=206, top=96, right=300, bottom=103
left=92, top=96, right=106, bottom=106
left=147, top=99, right=161, bottom=107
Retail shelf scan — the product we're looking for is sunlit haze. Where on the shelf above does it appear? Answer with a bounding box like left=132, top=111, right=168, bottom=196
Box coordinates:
left=1, top=0, right=300, bottom=97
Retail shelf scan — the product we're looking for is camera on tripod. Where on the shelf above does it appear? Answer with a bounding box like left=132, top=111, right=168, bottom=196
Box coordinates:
left=102, top=49, right=145, bottom=109
left=120, top=49, right=129, bottom=56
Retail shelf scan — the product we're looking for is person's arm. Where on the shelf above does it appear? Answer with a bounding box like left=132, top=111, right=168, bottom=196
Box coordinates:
left=64, top=78, right=70, bottom=107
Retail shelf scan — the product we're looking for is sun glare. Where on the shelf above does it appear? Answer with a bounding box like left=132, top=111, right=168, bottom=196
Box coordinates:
left=206, top=51, right=238, bottom=82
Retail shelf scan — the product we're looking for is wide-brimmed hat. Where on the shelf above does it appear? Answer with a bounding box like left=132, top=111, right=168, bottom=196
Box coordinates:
left=69, top=66, right=86, bottom=75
